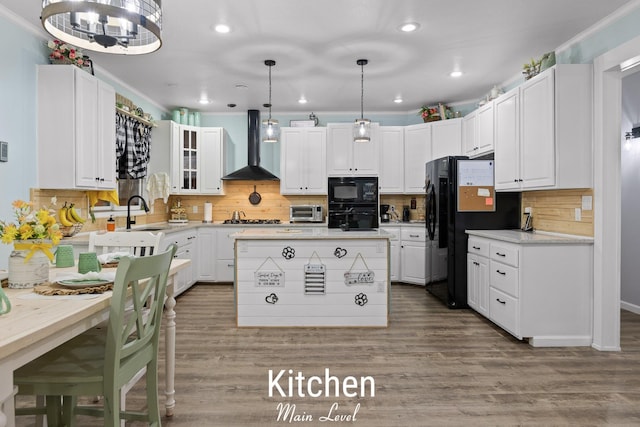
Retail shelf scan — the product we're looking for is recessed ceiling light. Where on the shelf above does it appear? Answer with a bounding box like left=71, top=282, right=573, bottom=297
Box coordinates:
left=298, top=97, right=307, bottom=104
left=450, top=70, right=463, bottom=78
left=235, top=84, right=248, bottom=89
left=198, top=98, right=211, bottom=105
left=215, top=24, right=230, bottom=34
left=399, top=22, right=420, bottom=32
left=394, top=97, right=403, bottom=104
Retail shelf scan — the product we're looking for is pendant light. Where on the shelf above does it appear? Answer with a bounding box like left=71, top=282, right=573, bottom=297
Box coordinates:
left=354, top=59, right=371, bottom=142
left=40, top=0, right=162, bottom=55
left=262, top=59, right=280, bottom=143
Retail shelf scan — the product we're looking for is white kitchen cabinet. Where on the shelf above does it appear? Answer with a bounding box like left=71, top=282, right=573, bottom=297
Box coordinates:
left=37, top=65, right=116, bottom=189
left=280, top=127, right=327, bottom=194
left=200, top=127, right=225, bottom=194
left=149, top=122, right=227, bottom=195
left=494, top=87, right=521, bottom=189
left=495, top=65, right=593, bottom=191
left=379, top=127, right=405, bottom=194
left=400, top=227, right=427, bottom=285
left=462, top=110, right=477, bottom=156
left=431, top=118, right=462, bottom=159
left=216, top=227, right=243, bottom=282
left=163, top=229, right=198, bottom=296
left=466, top=237, right=490, bottom=317
left=462, top=101, right=494, bottom=158
left=466, top=233, right=593, bottom=346
left=197, top=228, right=216, bottom=281
left=403, top=123, right=431, bottom=193
left=326, top=123, right=379, bottom=176
left=476, top=101, right=495, bottom=157
left=176, top=125, right=200, bottom=193
left=381, top=227, right=401, bottom=281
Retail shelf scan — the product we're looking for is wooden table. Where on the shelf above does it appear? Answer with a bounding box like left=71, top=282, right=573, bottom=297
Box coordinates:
left=0, top=258, right=190, bottom=427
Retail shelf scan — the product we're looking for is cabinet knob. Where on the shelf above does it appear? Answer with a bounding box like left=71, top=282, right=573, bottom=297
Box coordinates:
left=518, top=179, right=523, bottom=182
left=513, top=179, right=518, bottom=182
left=496, top=298, right=506, bottom=305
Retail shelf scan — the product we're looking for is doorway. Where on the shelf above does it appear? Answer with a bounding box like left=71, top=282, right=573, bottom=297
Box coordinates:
left=593, top=33, right=640, bottom=350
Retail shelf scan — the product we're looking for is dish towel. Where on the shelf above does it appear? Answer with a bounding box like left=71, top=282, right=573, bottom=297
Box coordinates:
left=146, top=172, right=171, bottom=207
left=86, top=189, right=120, bottom=207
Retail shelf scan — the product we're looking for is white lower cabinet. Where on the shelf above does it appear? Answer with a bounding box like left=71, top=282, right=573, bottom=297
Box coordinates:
left=163, top=229, right=197, bottom=296
left=381, top=227, right=401, bottom=281
left=197, top=228, right=216, bottom=281
left=467, top=237, right=489, bottom=317
left=216, top=227, right=243, bottom=282
left=467, top=234, right=593, bottom=346
left=400, top=227, right=427, bottom=285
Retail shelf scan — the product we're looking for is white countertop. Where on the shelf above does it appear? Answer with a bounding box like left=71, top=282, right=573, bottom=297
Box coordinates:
left=64, top=221, right=415, bottom=243
left=466, top=229, right=594, bottom=244
left=233, top=228, right=393, bottom=240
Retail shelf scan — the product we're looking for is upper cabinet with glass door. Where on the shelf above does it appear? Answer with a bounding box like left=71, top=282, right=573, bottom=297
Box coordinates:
left=179, top=125, right=200, bottom=193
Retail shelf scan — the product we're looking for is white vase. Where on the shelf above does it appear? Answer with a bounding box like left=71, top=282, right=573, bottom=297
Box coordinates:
left=8, top=240, right=51, bottom=289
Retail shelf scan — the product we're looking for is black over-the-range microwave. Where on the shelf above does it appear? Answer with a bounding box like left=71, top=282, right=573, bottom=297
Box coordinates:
left=327, top=177, right=378, bottom=204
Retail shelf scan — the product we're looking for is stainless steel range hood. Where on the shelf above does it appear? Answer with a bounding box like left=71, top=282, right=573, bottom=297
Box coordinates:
left=221, top=109, right=279, bottom=181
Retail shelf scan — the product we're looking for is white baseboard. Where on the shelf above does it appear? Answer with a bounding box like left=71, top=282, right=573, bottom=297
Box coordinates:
left=621, top=300, right=640, bottom=315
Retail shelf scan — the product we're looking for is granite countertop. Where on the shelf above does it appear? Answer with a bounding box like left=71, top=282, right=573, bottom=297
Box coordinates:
left=466, top=229, right=594, bottom=245
left=63, top=220, right=420, bottom=244
left=233, top=228, right=393, bottom=240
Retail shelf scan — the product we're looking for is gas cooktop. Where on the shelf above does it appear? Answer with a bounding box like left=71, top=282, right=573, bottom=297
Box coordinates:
left=222, top=219, right=282, bottom=225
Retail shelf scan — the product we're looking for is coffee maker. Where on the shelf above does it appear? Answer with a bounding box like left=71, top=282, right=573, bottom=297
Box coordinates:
left=380, top=204, right=390, bottom=223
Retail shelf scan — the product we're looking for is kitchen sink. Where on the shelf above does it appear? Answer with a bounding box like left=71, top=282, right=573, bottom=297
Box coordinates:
left=130, top=227, right=166, bottom=232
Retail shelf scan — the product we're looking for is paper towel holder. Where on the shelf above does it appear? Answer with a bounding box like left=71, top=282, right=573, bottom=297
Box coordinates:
left=202, top=201, right=213, bottom=223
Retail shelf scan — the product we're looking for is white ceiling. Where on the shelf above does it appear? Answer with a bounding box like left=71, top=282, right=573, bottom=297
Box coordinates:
left=1, top=0, right=633, bottom=114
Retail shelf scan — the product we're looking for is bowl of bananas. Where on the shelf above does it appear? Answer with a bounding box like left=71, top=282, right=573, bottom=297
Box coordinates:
left=58, top=203, right=86, bottom=237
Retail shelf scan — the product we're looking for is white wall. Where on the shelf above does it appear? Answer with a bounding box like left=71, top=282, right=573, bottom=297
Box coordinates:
left=621, top=70, right=640, bottom=311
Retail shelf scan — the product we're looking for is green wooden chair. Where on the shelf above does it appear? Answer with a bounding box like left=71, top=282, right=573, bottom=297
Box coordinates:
left=14, top=243, right=177, bottom=427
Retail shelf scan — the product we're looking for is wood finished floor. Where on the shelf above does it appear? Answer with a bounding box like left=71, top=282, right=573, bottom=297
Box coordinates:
left=16, top=283, right=640, bottom=426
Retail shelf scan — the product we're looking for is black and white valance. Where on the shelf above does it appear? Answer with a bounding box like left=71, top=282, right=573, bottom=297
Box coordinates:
left=116, top=112, right=152, bottom=179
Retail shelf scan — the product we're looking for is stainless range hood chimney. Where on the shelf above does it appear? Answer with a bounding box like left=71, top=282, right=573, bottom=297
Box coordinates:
left=221, top=109, right=279, bottom=181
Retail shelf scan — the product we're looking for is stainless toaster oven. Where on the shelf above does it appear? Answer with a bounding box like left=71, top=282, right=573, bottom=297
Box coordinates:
left=290, top=205, right=324, bottom=223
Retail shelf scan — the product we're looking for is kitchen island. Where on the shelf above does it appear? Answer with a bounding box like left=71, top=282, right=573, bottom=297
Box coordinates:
left=233, top=228, right=391, bottom=327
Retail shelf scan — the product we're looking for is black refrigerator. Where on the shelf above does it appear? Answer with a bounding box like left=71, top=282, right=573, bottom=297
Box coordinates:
left=425, top=156, right=520, bottom=309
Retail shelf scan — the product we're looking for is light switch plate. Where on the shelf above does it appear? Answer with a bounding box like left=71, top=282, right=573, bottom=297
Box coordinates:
left=0, top=141, right=7, bottom=162
left=581, top=195, right=593, bottom=211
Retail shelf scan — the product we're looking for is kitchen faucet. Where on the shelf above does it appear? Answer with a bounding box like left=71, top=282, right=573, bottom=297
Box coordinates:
left=340, top=207, right=355, bottom=231
left=127, top=195, right=150, bottom=230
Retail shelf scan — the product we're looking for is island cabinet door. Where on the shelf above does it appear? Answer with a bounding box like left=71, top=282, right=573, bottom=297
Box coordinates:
left=235, top=239, right=389, bottom=327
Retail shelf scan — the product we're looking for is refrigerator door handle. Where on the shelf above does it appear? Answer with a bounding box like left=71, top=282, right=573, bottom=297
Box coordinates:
left=426, top=184, right=436, bottom=241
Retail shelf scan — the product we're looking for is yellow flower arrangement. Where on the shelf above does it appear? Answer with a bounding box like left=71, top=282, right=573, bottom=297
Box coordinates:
left=0, top=200, right=63, bottom=246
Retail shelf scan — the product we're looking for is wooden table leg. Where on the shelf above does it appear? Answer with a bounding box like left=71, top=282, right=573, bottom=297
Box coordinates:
left=163, top=278, right=177, bottom=417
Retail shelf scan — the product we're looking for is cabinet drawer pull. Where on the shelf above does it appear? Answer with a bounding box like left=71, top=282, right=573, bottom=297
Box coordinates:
left=496, top=270, right=506, bottom=275
left=409, top=234, right=420, bottom=238
left=495, top=252, right=506, bottom=257
left=472, top=245, right=481, bottom=250
left=473, top=261, right=479, bottom=266
left=496, top=298, right=506, bottom=305
left=227, top=263, right=234, bottom=267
